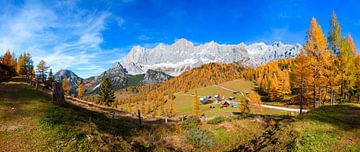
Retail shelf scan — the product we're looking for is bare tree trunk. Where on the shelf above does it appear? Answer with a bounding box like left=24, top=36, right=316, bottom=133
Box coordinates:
left=52, top=82, right=65, bottom=105
left=300, top=83, right=303, bottom=114
left=313, top=79, right=317, bottom=110
left=138, top=109, right=142, bottom=127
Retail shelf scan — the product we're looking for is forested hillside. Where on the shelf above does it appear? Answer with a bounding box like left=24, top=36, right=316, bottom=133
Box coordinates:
left=242, top=13, right=360, bottom=110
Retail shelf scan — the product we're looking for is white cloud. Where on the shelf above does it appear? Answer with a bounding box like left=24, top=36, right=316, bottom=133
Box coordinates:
left=138, top=34, right=151, bottom=40
left=115, top=16, right=126, bottom=27
left=0, top=0, right=124, bottom=78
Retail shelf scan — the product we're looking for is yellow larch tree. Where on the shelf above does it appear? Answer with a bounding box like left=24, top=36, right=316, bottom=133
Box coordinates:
left=192, top=90, right=201, bottom=116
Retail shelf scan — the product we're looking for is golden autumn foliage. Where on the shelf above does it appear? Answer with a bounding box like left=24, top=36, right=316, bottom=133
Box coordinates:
left=168, top=92, right=175, bottom=117
left=78, top=83, right=85, bottom=98
left=1, top=50, right=17, bottom=68
left=62, top=76, right=71, bottom=95
left=249, top=91, right=262, bottom=111
left=238, top=95, right=249, bottom=113
left=242, top=59, right=293, bottom=101
left=192, top=90, right=201, bottom=116
left=243, top=13, right=360, bottom=107
left=116, top=62, right=245, bottom=106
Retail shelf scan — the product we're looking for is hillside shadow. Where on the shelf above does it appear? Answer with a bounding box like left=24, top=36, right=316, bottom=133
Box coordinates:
left=300, top=104, right=360, bottom=130
left=0, top=83, right=51, bottom=121
left=0, top=82, right=175, bottom=150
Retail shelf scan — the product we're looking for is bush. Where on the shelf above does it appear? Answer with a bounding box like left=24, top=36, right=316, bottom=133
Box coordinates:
left=207, top=116, right=226, bottom=124
left=181, top=115, right=201, bottom=130
left=186, top=128, right=215, bottom=148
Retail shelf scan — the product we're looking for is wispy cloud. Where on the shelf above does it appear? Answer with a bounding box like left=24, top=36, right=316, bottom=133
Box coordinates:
left=138, top=34, right=151, bottom=41
left=0, top=0, right=124, bottom=78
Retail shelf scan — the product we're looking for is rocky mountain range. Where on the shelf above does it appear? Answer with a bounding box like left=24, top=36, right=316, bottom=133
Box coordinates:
left=121, top=38, right=302, bottom=76
left=54, top=69, right=83, bottom=87
left=142, top=69, right=173, bottom=84
left=54, top=66, right=173, bottom=94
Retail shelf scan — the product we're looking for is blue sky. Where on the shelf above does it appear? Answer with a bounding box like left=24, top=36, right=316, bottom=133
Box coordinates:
left=0, top=0, right=359, bottom=78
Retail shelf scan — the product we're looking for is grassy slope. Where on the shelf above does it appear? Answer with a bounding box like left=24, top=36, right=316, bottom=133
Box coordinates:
left=0, top=82, right=188, bottom=151
left=0, top=81, right=271, bottom=151
left=240, top=104, right=360, bottom=152
left=292, top=104, right=360, bottom=151
left=0, top=82, right=135, bottom=151
left=117, top=79, right=292, bottom=118
left=173, top=79, right=289, bottom=118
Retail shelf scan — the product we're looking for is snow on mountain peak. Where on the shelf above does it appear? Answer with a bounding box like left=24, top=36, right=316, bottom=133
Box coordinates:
left=121, top=39, right=302, bottom=76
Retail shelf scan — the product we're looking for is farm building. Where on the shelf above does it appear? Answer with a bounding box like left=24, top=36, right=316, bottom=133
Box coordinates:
left=220, top=100, right=231, bottom=108
left=232, top=102, right=240, bottom=107
left=200, top=97, right=213, bottom=104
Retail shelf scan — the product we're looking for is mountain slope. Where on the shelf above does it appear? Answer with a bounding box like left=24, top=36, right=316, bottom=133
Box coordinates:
left=54, top=69, right=83, bottom=87
left=122, top=38, right=302, bottom=76
left=85, top=62, right=128, bottom=93
left=142, top=69, right=173, bottom=84
left=85, top=63, right=173, bottom=93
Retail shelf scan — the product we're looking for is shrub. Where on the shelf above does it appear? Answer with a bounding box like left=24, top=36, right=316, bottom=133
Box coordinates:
left=181, top=115, right=201, bottom=130
left=186, top=128, right=215, bottom=148
left=207, top=116, right=226, bottom=125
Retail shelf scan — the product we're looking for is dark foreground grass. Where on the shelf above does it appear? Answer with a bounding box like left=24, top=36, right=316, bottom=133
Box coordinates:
left=0, top=82, right=189, bottom=151
left=0, top=82, right=136, bottom=151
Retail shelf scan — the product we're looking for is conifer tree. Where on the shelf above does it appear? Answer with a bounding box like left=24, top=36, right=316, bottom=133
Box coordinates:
left=238, top=95, right=249, bottom=113
left=141, top=100, right=146, bottom=114
left=62, top=76, right=71, bottom=95
left=192, top=90, right=201, bottom=116
left=293, top=52, right=311, bottom=113
left=77, top=83, right=85, bottom=98
left=36, top=60, right=49, bottom=83
left=16, top=54, right=25, bottom=74
left=304, top=17, right=331, bottom=109
left=98, top=77, right=115, bottom=105
left=169, top=93, right=175, bottom=117
left=48, top=69, right=54, bottom=85
left=249, top=91, right=262, bottom=111
left=2, top=50, right=16, bottom=68
left=23, top=53, right=33, bottom=81
left=328, top=11, right=342, bottom=55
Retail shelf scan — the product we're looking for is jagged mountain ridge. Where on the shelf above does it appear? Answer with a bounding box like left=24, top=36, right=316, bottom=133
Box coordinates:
left=122, top=38, right=302, bottom=76
left=54, top=69, right=83, bottom=87
left=142, top=69, right=173, bottom=84
left=85, top=62, right=172, bottom=93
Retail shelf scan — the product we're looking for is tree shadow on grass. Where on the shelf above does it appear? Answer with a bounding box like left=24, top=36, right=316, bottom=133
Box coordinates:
left=300, top=104, right=360, bottom=130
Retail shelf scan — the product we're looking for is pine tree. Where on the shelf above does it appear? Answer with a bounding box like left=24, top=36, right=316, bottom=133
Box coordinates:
left=36, top=60, right=49, bottom=83
left=192, top=90, right=201, bottom=116
left=98, top=77, right=115, bottom=105
left=48, top=69, right=54, bottom=86
left=23, top=53, right=33, bottom=81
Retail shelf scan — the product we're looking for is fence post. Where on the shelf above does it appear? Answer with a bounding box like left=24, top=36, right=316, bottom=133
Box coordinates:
left=138, top=109, right=142, bottom=127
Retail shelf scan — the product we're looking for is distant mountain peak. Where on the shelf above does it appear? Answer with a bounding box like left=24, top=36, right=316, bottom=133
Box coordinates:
left=121, top=38, right=302, bottom=76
